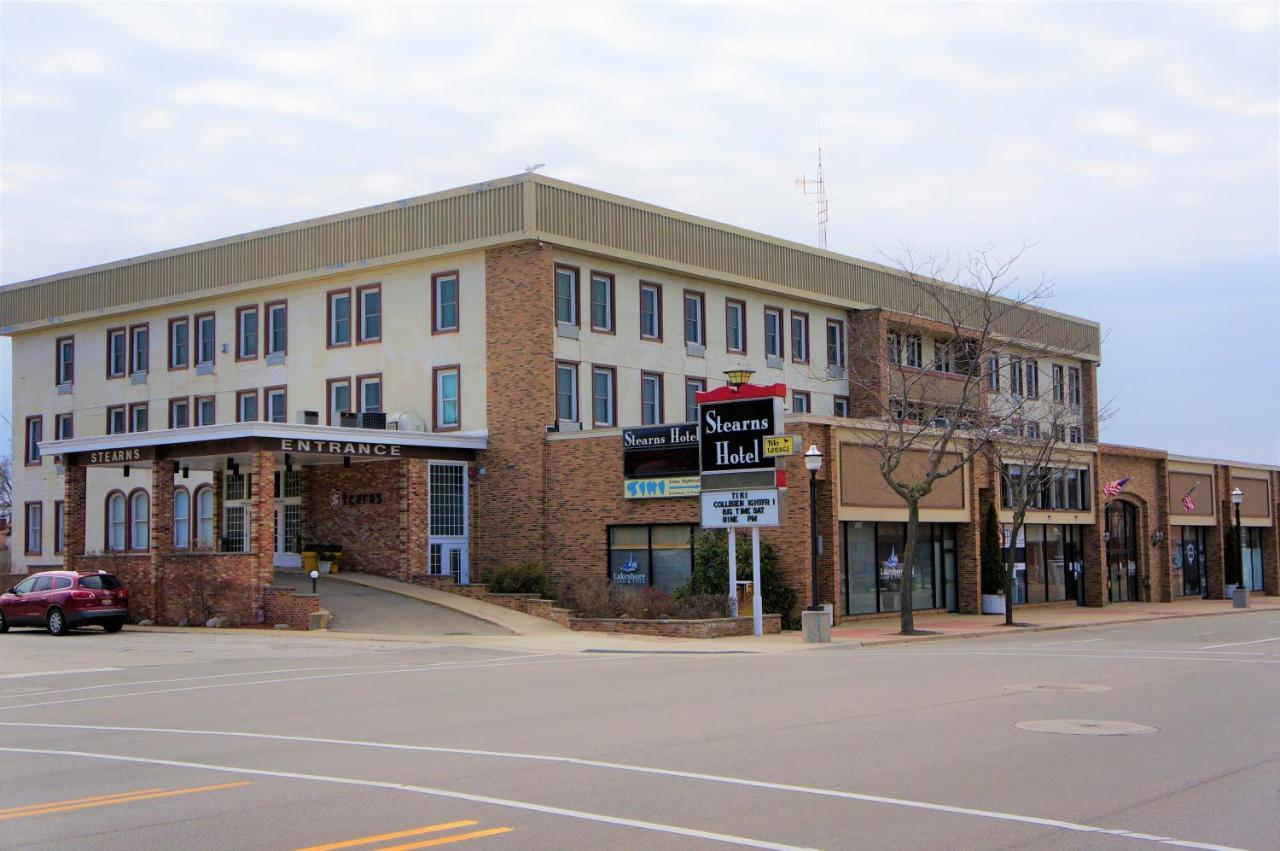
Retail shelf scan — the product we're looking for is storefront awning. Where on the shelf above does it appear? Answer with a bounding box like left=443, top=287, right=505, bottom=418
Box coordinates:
left=42, top=421, right=487, bottom=467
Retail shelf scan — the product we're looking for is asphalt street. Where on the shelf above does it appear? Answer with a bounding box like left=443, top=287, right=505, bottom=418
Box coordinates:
left=0, top=612, right=1277, bottom=850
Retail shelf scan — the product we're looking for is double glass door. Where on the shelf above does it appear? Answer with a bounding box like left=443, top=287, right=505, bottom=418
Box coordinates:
left=1106, top=502, right=1139, bottom=602
left=428, top=462, right=469, bottom=583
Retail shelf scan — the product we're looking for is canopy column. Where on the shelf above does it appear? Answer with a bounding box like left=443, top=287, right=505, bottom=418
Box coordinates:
left=62, top=462, right=87, bottom=570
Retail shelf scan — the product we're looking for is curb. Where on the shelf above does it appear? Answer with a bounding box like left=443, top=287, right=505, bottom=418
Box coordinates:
left=836, top=605, right=1280, bottom=648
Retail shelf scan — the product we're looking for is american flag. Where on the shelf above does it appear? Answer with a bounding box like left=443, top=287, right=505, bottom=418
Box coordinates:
left=1103, top=477, right=1131, bottom=499
left=1181, top=481, right=1200, bottom=513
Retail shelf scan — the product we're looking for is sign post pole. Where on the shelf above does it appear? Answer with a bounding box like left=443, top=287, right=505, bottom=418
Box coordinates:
left=752, top=526, right=762, bottom=637
left=728, top=529, right=738, bottom=618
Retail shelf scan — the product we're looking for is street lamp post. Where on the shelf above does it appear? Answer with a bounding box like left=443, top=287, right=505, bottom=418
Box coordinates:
left=1230, top=487, right=1247, bottom=606
left=801, top=444, right=830, bottom=643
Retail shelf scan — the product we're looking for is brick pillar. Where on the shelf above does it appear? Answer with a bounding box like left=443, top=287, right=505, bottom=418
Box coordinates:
left=63, top=463, right=87, bottom=570
left=1082, top=524, right=1106, bottom=606
left=249, top=450, right=275, bottom=623
left=212, top=470, right=224, bottom=549
left=397, top=458, right=428, bottom=582
left=150, top=462, right=175, bottom=622
left=1081, top=362, right=1100, bottom=443
left=1151, top=459, right=1172, bottom=602
left=848, top=309, right=887, bottom=418
left=1266, top=470, right=1280, bottom=596
left=475, top=241, right=555, bottom=577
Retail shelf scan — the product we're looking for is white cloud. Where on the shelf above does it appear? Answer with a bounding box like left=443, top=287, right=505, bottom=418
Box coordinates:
left=33, top=47, right=111, bottom=77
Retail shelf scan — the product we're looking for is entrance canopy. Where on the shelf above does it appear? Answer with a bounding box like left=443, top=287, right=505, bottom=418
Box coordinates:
left=43, top=421, right=487, bottom=470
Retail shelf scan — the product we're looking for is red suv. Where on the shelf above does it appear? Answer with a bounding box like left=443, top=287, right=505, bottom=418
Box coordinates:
left=0, top=571, right=129, bottom=635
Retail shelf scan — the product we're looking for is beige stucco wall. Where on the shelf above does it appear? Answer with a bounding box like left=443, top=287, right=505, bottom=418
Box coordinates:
left=551, top=250, right=849, bottom=427
left=9, top=251, right=486, bottom=569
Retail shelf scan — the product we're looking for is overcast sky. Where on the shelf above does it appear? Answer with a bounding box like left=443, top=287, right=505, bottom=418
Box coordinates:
left=2, top=1, right=1277, bottom=463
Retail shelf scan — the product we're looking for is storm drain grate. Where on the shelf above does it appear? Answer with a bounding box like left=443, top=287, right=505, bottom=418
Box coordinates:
left=1015, top=719, right=1158, bottom=736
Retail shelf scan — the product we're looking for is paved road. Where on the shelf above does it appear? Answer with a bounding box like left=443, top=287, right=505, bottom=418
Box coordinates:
left=274, top=573, right=510, bottom=636
left=1, top=611, right=1277, bottom=850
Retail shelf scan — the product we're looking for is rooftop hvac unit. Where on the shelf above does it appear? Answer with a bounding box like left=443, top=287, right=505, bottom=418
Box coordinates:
left=297, top=410, right=319, bottom=425
left=555, top=419, right=583, bottom=432
left=338, top=411, right=359, bottom=428
left=389, top=412, right=426, bottom=432
left=358, top=411, right=387, bottom=430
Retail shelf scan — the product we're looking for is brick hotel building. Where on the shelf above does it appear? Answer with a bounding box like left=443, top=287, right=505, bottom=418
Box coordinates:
left=4, top=173, right=1277, bottom=625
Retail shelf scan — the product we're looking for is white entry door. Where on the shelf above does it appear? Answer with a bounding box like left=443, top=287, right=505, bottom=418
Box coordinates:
left=274, top=469, right=303, bottom=569
left=428, top=462, right=469, bottom=583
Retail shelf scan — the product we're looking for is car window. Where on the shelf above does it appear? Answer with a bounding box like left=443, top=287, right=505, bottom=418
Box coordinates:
left=78, top=575, right=122, bottom=591
left=52, top=577, right=73, bottom=590
left=31, top=577, right=52, bottom=592
left=13, top=577, right=37, bottom=594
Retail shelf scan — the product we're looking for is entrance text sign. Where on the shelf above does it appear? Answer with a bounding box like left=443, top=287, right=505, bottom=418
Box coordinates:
left=700, top=489, right=781, bottom=528
left=698, top=398, right=778, bottom=474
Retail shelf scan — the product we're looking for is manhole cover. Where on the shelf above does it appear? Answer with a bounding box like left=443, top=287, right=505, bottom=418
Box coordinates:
left=1005, top=683, right=1113, bottom=694
left=1015, top=719, right=1158, bottom=736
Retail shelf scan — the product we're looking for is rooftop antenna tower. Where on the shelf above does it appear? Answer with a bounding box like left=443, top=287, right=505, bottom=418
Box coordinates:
left=795, top=128, right=830, bottom=250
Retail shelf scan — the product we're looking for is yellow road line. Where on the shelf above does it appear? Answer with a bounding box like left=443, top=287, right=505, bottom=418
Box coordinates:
left=0, top=788, right=165, bottom=815
left=380, top=827, right=514, bottom=851
left=0, top=781, right=252, bottom=821
left=296, top=820, right=479, bottom=851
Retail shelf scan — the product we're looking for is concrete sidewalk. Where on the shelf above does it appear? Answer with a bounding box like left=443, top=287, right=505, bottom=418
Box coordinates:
left=829, top=595, right=1280, bottom=646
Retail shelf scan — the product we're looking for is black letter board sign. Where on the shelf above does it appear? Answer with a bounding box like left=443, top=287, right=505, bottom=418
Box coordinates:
left=622, top=423, right=700, bottom=478
left=698, top=398, right=778, bottom=473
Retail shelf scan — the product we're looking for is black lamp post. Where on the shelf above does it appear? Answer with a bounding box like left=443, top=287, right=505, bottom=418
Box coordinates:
left=1230, top=487, right=1244, bottom=593
left=804, top=444, right=823, bottom=612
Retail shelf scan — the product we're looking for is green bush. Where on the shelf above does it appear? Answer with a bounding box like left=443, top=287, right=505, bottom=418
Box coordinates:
left=682, top=529, right=799, bottom=628
left=488, top=562, right=550, bottom=597
left=558, top=578, right=730, bottom=620
left=980, top=502, right=1004, bottom=595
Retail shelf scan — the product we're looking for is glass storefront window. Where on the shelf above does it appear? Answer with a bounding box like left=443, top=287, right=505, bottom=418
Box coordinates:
left=1044, top=525, right=1066, bottom=602
left=608, top=525, right=693, bottom=592
left=1243, top=528, right=1264, bottom=592
left=842, top=522, right=955, bottom=615
left=1175, top=526, right=1206, bottom=597
left=1025, top=525, right=1047, bottom=603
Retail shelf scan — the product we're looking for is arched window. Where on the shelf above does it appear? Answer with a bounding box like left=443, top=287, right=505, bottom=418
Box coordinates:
left=106, top=491, right=127, bottom=552
left=195, top=486, right=215, bottom=549
left=130, top=490, right=150, bottom=551
left=173, top=487, right=190, bottom=548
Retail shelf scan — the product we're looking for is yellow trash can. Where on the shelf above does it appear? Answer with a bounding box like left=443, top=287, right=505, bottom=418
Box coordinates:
left=302, top=551, right=319, bottom=574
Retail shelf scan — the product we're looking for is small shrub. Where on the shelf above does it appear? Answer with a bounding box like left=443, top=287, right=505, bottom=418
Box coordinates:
left=562, top=576, right=616, bottom=618
left=668, top=593, right=730, bottom=620
left=488, top=562, right=550, bottom=597
left=613, top=587, right=675, bottom=619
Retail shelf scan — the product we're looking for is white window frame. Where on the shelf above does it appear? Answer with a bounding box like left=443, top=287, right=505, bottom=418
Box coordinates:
left=591, top=274, right=614, bottom=333
left=195, top=487, right=215, bottom=548
left=329, top=291, right=352, bottom=346
left=684, top=292, right=704, bottom=345
left=726, top=299, right=746, bottom=354
left=640, top=284, right=661, bottom=340
left=195, top=314, right=216, bottom=365
left=591, top=366, right=615, bottom=428
left=238, top=391, right=258, bottom=423
left=57, top=337, right=75, bottom=384
left=685, top=377, right=706, bottom=423
left=1068, top=366, right=1082, bottom=407
left=196, top=397, right=215, bottom=426
left=641, top=372, right=663, bottom=425
left=107, top=406, right=126, bottom=435
left=130, top=404, right=148, bottom=433
left=130, top=491, right=150, bottom=551
left=764, top=308, right=783, bottom=358
left=435, top=368, right=460, bottom=430
left=266, top=302, right=287, bottom=355
left=905, top=334, right=922, bottom=369
left=54, top=412, right=73, bottom=441
left=329, top=379, right=352, bottom=425
left=555, top=266, right=578, bottom=326
left=174, top=489, right=191, bottom=549
left=358, top=286, right=381, bottom=343
left=170, top=318, right=189, bottom=369
left=237, top=307, right=258, bottom=359
left=107, top=493, right=127, bottom=552
left=827, top=319, right=845, bottom=368
left=555, top=362, right=578, bottom=422
left=356, top=377, right=381, bottom=414
left=434, top=273, right=460, bottom=333
left=266, top=387, right=287, bottom=423
left=107, top=329, right=127, bottom=377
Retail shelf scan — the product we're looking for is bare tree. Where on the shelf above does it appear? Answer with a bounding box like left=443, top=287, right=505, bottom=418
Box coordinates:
left=846, top=245, right=1068, bottom=634
left=0, top=454, right=11, bottom=528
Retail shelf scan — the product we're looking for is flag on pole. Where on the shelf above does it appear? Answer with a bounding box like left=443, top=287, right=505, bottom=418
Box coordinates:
left=1181, top=481, right=1200, bottom=513
left=1103, top=477, right=1131, bottom=499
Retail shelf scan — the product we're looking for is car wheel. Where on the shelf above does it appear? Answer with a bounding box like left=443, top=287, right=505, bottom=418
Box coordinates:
left=103, top=619, right=124, bottom=634
left=46, top=607, right=69, bottom=636
left=0, top=609, right=8, bottom=634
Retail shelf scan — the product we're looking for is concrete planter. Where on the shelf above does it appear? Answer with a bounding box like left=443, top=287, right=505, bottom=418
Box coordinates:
left=982, top=594, right=1006, bottom=615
